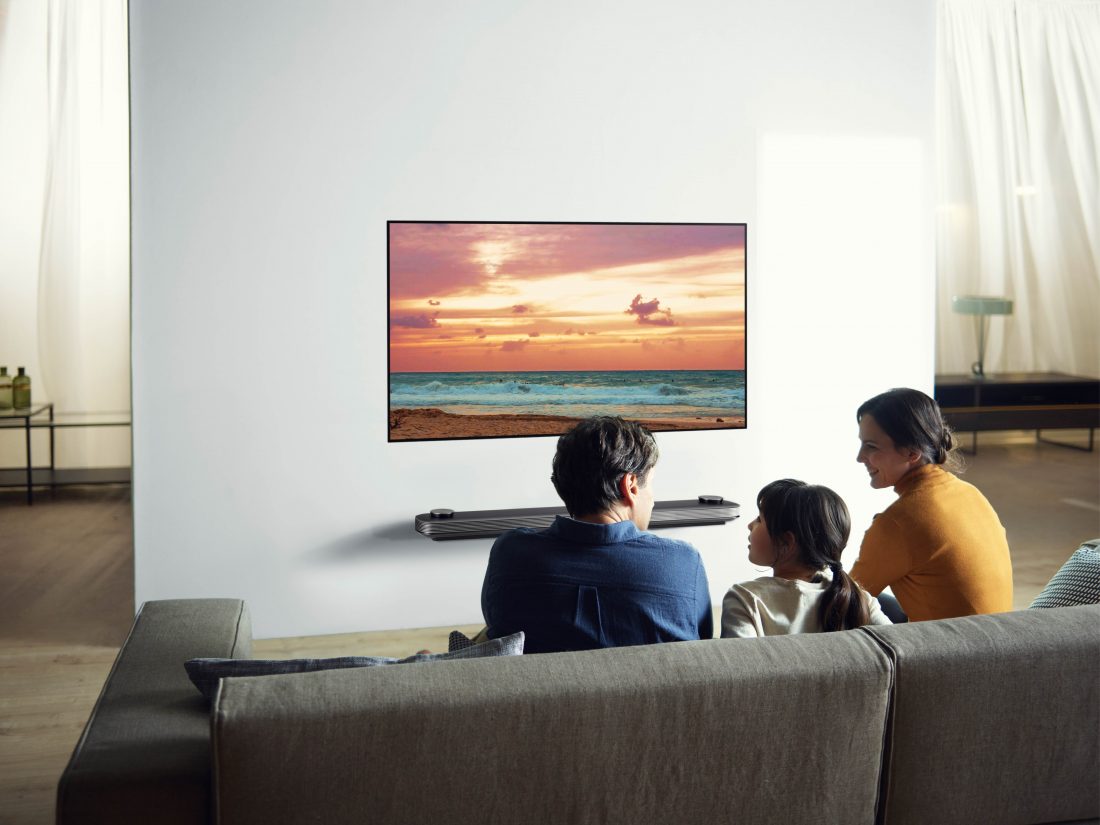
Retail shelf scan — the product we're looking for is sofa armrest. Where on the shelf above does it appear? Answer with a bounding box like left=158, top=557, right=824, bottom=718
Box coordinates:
left=57, top=598, right=252, bottom=825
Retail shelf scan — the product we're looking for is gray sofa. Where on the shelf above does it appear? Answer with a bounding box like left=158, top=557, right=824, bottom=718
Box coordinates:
left=58, top=599, right=1100, bottom=825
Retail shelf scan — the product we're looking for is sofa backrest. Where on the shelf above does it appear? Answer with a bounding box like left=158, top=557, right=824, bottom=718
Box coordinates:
left=57, top=599, right=252, bottom=825
left=213, top=630, right=893, bottom=825
left=863, top=605, right=1100, bottom=825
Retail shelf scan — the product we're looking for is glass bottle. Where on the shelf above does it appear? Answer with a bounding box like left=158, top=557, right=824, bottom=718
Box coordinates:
left=12, top=367, right=31, bottom=409
left=0, top=367, right=11, bottom=410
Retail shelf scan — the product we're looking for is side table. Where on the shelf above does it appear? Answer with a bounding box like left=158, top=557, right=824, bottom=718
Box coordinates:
left=0, top=405, right=132, bottom=504
left=0, top=403, right=53, bottom=505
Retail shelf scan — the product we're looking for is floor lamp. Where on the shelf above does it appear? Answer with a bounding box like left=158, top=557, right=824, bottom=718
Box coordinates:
left=952, top=295, right=1014, bottom=378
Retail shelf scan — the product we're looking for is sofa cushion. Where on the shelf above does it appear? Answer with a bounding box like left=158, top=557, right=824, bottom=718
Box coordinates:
left=212, top=631, right=894, bottom=825
left=862, top=605, right=1100, bottom=825
left=186, top=631, right=524, bottom=700
left=1029, top=539, right=1100, bottom=609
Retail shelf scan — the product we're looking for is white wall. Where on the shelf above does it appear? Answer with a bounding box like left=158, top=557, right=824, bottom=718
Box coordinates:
left=130, top=0, right=936, bottom=639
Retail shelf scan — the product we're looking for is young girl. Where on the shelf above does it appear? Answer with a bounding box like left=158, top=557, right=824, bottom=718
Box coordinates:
left=721, top=479, right=890, bottom=638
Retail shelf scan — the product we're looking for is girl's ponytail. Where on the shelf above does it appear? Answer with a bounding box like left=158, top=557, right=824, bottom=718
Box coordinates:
left=819, top=562, right=871, bottom=633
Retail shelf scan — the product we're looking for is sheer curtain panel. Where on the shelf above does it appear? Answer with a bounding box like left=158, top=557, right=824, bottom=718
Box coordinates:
left=0, top=0, right=130, bottom=468
left=936, top=0, right=1100, bottom=376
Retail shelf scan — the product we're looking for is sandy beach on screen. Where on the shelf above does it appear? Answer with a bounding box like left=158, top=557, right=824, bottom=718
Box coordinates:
left=389, top=408, right=745, bottom=440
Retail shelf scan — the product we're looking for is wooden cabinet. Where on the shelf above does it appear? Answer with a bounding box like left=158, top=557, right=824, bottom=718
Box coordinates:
left=934, top=372, right=1099, bottom=452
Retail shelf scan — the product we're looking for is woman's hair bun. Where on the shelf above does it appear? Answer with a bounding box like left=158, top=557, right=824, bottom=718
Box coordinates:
left=932, top=431, right=948, bottom=464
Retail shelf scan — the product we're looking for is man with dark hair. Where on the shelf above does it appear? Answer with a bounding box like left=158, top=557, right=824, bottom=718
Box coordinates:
left=481, top=416, right=713, bottom=653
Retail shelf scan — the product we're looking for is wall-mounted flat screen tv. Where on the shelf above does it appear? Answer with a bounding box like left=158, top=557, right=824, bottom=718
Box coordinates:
left=388, top=221, right=746, bottom=442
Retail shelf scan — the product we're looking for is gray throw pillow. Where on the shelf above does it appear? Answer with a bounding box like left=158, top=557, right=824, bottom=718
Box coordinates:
left=449, top=630, right=477, bottom=652
left=448, top=628, right=490, bottom=651
left=1029, top=540, right=1100, bottom=609
left=185, top=631, right=524, bottom=700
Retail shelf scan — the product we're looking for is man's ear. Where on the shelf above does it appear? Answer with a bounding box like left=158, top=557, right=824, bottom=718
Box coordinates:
left=618, top=472, right=640, bottom=505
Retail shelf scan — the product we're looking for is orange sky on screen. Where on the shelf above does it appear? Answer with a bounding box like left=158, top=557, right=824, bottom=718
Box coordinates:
left=389, top=223, right=745, bottom=373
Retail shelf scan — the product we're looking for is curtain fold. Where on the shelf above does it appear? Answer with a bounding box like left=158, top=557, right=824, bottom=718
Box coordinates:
left=37, top=0, right=129, bottom=413
left=936, top=0, right=1100, bottom=377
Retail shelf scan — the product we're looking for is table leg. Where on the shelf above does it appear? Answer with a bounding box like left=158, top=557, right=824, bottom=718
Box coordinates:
left=1036, top=428, right=1097, bottom=452
left=24, top=415, right=32, bottom=505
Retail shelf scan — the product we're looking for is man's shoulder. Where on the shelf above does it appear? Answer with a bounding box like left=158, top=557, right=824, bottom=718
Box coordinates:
left=628, top=529, right=702, bottom=558
left=637, top=530, right=698, bottom=551
left=490, top=521, right=702, bottom=563
left=492, top=526, right=551, bottom=551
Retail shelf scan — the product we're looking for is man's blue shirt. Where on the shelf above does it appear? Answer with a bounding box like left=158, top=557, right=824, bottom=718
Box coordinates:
left=481, top=515, right=713, bottom=654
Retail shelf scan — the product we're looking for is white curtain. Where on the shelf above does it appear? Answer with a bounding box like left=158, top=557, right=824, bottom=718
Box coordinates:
left=38, top=0, right=130, bottom=416
left=936, top=0, right=1100, bottom=377
left=0, top=0, right=129, bottom=467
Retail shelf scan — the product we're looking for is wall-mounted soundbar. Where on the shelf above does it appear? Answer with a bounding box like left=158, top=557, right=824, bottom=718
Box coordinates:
left=414, top=496, right=740, bottom=541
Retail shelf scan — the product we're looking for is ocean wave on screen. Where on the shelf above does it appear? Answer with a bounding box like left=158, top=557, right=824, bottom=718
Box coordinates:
left=389, top=373, right=744, bottom=410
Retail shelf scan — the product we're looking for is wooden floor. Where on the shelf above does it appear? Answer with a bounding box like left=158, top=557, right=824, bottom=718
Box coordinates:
left=1, top=432, right=1097, bottom=824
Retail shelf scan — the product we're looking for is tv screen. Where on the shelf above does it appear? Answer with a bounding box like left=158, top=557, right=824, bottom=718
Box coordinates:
left=388, top=221, right=746, bottom=442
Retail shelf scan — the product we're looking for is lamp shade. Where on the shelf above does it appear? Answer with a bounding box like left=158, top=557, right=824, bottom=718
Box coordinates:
left=952, top=295, right=1014, bottom=316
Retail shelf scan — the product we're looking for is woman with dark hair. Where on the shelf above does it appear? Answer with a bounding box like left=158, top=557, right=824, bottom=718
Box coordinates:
left=851, top=387, right=1013, bottom=622
left=721, top=479, right=890, bottom=638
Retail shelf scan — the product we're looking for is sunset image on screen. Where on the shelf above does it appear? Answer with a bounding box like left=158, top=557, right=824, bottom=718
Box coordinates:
left=388, top=222, right=746, bottom=441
